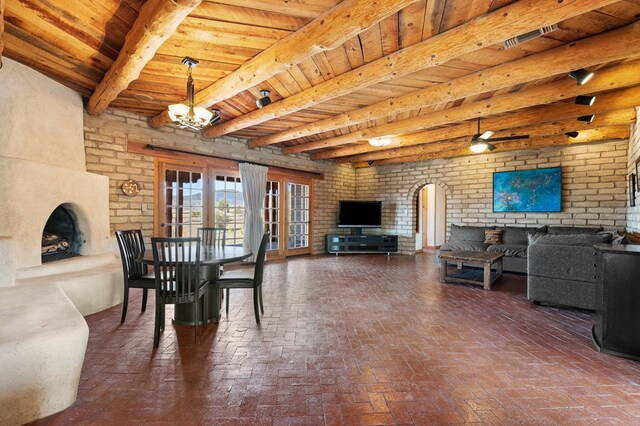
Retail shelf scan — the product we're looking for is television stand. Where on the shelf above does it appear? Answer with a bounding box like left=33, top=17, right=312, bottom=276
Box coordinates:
left=326, top=234, right=398, bottom=255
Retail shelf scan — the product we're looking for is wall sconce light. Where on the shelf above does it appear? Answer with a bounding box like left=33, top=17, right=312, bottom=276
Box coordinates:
left=577, top=115, right=595, bottom=123
left=256, top=90, right=271, bottom=108
left=574, top=95, right=596, bottom=106
left=568, top=68, right=594, bottom=85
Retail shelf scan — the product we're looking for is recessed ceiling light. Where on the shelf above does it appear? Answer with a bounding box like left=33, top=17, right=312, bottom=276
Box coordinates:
left=134, top=93, right=154, bottom=102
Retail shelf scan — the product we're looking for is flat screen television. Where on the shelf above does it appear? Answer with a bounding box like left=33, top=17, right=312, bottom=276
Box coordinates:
left=338, top=200, right=382, bottom=228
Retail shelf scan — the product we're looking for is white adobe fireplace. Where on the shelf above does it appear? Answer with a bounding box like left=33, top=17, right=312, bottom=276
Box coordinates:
left=0, top=58, right=124, bottom=424
left=0, top=58, right=122, bottom=314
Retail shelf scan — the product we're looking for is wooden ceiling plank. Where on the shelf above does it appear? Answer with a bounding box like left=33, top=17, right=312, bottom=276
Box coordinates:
left=149, top=0, right=418, bottom=128
left=86, top=0, right=202, bottom=115
left=210, top=0, right=339, bottom=20
left=379, top=14, right=399, bottom=56
left=235, top=0, right=621, bottom=145
left=190, top=2, right=311, bottom=31
left=331, top=109, right=636, bottom=163
left=358, top=126, right=630, bottom=166
left=270, top=21, right=640, bottom=150
left=285, top=59, right=640, bottom=154
left=358, top=23, right=384, bottom=63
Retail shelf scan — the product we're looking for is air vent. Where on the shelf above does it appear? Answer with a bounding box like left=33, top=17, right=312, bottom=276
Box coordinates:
left=503, top=24, right=558, bottom=49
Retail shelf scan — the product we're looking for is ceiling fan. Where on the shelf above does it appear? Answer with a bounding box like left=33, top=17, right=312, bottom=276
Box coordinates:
left=470, top=117, right=529, bottom=153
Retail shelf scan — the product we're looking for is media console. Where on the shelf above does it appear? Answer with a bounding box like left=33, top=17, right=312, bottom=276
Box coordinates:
left=326, top=234, right=398, bottom=255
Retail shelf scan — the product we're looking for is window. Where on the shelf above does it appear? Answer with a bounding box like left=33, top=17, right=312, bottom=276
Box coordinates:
left=214, top=174, right=244, bottom=246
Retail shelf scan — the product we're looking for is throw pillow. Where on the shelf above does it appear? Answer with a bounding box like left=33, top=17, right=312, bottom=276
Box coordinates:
left=484, top=229, right=503, bottom=245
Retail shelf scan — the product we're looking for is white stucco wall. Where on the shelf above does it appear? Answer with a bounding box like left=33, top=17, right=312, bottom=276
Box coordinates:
left=0, top=58, right=111, bottom=273
left=0, top=58, right=86, bottom=171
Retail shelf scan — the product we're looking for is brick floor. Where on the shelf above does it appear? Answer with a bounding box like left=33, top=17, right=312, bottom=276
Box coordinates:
left=32, top=252, right=640, bottom=425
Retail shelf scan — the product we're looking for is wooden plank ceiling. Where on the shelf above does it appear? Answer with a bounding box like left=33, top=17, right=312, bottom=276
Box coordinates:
left=3, top=0, right=640, bottom=166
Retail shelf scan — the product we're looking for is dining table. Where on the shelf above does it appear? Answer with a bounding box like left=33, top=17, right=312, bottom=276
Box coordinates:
left=137, top=245, right=252, bottom=325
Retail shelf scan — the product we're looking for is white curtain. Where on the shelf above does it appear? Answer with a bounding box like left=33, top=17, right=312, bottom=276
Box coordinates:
left=240, top=163, right=268, bottom=262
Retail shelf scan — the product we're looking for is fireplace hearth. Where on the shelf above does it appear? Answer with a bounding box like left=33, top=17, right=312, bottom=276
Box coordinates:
left=42, top=205, right=81, bottom=263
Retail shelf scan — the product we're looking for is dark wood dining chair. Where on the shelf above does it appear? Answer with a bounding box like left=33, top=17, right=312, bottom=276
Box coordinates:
left=217, top=233, right=269, bottom=324
left=115, top=229, right=155, bottom=323
left=198, top=227, right=226, bottom=246
left=150, top=237, right=208, bottom=349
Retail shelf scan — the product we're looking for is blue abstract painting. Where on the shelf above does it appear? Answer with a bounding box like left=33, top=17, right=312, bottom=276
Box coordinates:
left=493, top=167, right=562, bottom=212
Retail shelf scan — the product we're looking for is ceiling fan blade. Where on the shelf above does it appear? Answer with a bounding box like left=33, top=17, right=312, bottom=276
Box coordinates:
left=488, top=134, right=530, bottom=142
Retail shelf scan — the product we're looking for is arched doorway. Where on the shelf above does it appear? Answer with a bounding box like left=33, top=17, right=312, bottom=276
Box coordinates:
left=416, top=184, right=447, bottom=251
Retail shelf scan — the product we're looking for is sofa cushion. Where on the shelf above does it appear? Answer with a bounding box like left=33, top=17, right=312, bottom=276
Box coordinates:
left=484, top=229, right=503, bottom=245
left=440, top=241, right=490, bottom=252
left=597, top=230, right=628, bottom=245
left=487, top=244, right=528, bottom=258
left=547, top=226, right=603, bottom=235
left=528, top=233, right=612, bottom=246
left=450, top=224, right=493, bottom=243
left=498, top=225, right=547, bottom=245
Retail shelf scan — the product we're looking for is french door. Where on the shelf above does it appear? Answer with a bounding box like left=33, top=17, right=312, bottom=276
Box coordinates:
left=155, top=160, right=313, bottom=258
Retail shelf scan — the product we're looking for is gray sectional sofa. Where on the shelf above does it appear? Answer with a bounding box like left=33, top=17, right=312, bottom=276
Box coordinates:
left=439, top=224, right=626, bottom=310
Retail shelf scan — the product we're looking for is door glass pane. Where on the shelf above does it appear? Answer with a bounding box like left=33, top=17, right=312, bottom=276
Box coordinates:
left=214, top=174, right=244, bottom=246
left=161, top=168, right=203, bottom=238
left=264, top=181, right=279, bottom=251
left=288, top=183, right=310, bottom=249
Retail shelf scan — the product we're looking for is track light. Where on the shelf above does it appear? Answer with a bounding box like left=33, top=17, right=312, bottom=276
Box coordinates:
left=209, top=109, right=221, bottom=125
left=577, top=114, right=595, bottom=123
left=256, top=90, right=271, bottom=108
left=565, top=131, right=579, bottom=138
left=574, top=95, right=596, bottom=106
left=568, top=68, right=594, bottom=85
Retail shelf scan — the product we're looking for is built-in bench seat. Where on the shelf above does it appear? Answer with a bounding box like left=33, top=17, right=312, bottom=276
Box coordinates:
left=0, top=284, right=89, bottom=425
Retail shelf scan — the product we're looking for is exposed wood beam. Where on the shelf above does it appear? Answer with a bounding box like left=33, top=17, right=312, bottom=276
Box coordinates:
left=353, top=126, right=631, bottom=167
left=204, top=0, right=620, bottom=141
left=286, top=60, right=640, bottom=154
left=148, top=0, right=419, bottom=128
left=334, top=110, right=636, bottom=163
left=253, top=21, right=640, bottom=147
left=0, top=0, right=4, bottom=68
left=86, top=0, right=202, bottom=116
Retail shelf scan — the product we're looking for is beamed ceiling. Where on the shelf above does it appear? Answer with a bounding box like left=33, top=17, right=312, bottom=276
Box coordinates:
left=3, top=0, right=640, bottom=166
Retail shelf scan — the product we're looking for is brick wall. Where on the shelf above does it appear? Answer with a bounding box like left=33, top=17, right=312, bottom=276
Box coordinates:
left=627, top=107, right=640, bottom=232
left=83, top=108, right=354, bottom=251
left=355, top=141, right=629, bottom=253
left=84, top=108, right=634, bottom=255
left=313, top=164, right=356, bottom=253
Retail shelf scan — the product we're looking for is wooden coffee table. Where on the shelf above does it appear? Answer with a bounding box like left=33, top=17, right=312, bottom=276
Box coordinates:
left=439, top=251, right=504, bottom=290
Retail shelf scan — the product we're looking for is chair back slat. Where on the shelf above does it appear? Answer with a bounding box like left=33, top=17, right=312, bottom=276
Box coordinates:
left=115, top=230, right=148, bottom=278
left=151, top=237, right=201, bottom=304
left=254, top=233, right=270, bottom=287
left=198, top=227, right=226, bottom=247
